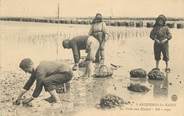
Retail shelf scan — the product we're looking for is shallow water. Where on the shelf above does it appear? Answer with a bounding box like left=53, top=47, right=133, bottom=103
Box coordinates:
left=0, top=21, right=184, bottom=116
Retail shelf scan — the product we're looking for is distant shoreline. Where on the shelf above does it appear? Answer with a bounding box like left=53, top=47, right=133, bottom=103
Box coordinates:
left=0, top=17, right=184, bottom=29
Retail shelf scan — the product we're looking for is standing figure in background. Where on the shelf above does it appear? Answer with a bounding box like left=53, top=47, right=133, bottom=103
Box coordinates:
left=150, top=15, right=172, bottom=72
left=89, top=13, right=108, bottom=64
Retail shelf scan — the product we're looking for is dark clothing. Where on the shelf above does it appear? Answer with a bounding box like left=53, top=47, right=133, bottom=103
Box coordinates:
left=154, top=42, right=169, bottom=61
left=43, top=73, right=72, bottom=92
left=150, top=26, right=172, bottom=41
left=150, top=25, right=172, bottom=62
left=68, top=35, right=88, bottom=63
left=23, top=61, right=73, bottom=98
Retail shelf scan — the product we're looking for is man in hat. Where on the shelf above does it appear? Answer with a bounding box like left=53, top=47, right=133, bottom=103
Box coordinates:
left=150, top=15, right=172, bottom=72
left=14, top=58, right=73, bottom=105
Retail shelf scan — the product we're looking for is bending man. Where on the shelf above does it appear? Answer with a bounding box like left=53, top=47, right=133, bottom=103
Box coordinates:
left=63, top=35, right=99, bottom=77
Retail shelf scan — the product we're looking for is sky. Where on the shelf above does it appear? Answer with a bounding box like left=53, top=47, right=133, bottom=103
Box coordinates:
left=0, top=0, right=184, bottom=18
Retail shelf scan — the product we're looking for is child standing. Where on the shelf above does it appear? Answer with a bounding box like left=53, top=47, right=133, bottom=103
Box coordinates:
left=150, top=15, right=172, bottom=72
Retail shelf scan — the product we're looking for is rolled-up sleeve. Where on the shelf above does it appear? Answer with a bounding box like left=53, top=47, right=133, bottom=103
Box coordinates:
left=102, top=22, right=107, bottom=34
left=88, top=26, right=93, bottom=35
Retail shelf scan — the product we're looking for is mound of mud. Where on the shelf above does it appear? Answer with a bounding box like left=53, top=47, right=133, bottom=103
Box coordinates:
left=130, top=68, right=147, bottom=78
left=127, top=83, right=150, bottom=92
left=99, top=94, right=124, bottom=109
left=148, top=69, right=165, bottom=80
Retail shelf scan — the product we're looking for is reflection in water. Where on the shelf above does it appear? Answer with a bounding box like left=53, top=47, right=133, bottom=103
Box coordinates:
left=61, top=77, right=110, bottom=113
left=130, top=78, right=147, bottom=84
left=148, top=72, right=169, bottom=98
left=128, top=78, right=149, bottom=95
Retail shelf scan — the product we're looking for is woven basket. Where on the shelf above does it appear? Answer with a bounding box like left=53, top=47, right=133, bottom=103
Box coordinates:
left=95, top=65, right=113, bottom=78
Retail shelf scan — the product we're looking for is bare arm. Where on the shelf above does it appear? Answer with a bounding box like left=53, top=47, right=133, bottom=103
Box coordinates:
left=17, top=89, right=28, bottom=100
left=102, top=22, right=107, bottom=34
left=13, top=89, right=28, bottom=105
left=101, top=22, right=109, bottom=41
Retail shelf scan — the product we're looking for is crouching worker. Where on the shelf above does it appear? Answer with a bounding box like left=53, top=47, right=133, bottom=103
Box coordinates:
left=63, top=35, right=99, bottom=77
left=14, top=58, right=73, bottom=106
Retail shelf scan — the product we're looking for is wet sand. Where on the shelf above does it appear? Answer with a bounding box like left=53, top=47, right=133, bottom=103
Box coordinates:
left=0, top=21, right=184, bottom=116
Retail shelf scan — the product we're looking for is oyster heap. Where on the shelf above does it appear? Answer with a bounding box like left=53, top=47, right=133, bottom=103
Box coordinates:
left=99, top=94, right=124, bottom=109
left=130, top=68, right=147, bottom=78
left=148, top=69, right=165, bottom=80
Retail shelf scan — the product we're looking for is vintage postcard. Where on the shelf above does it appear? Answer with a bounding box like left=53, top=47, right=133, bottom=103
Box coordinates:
left=0, top=0, right=184, bottom=116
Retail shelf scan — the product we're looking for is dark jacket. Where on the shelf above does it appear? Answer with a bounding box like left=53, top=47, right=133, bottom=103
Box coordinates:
left=150, top=15, right=172, bottom=42
left=150, top=25, right=172, bottom=41
left=23, top=61, right=72, bottom=98
left=68, top=35, right=88, bottom=63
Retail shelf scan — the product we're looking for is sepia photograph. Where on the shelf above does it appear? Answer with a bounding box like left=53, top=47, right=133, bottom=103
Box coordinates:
left=0, top=0, right=184, bottom=116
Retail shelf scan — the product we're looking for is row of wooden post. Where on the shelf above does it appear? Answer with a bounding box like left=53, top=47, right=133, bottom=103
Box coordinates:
left=0, top=17, right=183, bottom=29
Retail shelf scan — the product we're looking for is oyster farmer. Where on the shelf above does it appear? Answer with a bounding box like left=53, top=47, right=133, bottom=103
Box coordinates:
left=63, top=35, right=99, bottom=77
left=89, top=13, right=108, bottom=64
left=14, top=58, right=73, bottom=105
